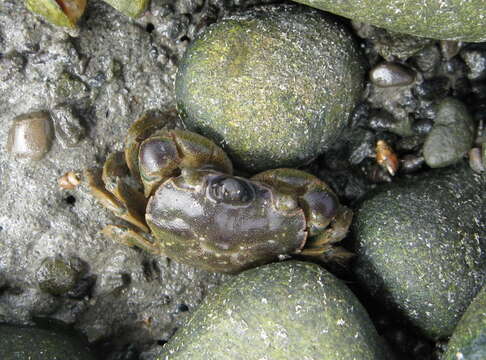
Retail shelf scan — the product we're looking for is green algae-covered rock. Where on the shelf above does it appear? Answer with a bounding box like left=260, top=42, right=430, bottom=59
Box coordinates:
left=101, top=0, right=149, bottom=18
left=0, top=324, right=96, bottom=360
left=292, top=0, right=486, bottom=42
left=443, top=285, right=486, bottom=360
left=176, top=5, right=365, bottom=172
left=353, top=164, right=485, bottom=339
left=161, top=261, right=387, bottom=360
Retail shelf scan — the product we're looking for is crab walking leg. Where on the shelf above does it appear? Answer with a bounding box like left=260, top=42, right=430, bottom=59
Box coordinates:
left=102, top=225, right=161, bottom=255
left=305, top=207, right=353, bottom=248
left=85, top=168, right=149, bottom=232
left=138, top=129, right=233, bottom=197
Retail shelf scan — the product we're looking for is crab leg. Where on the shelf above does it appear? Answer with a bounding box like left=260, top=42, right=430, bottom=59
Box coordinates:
left=304, top=207, right=353, bottom=248
left=102, top=225, right=161, bottom=255
left=85, top=165, right=148, bottom=232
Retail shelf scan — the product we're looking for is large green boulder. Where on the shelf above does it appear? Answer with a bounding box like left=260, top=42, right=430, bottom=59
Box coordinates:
left=161, top=261, right=388, bottom=359
left=443, top=285, right=486, bottom=360
left=176, top=5, right=365, bottom=172
left=291, top=0, right=486, bottom=42
left=353, top=164, right=485, bottom=339
left=0, top=324, right=96, bottom=360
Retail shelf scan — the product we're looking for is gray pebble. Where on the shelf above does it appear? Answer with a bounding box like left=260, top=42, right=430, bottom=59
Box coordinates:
left=7, top=111, right=54, bottom=160
left=460, top=48, right=486, bottom=81
left=368, top=110, right=414, bottom=136
left=52, top=105, right=85, bottom=148
left=424, top=98, right=475, bottom=168
left=370, top=62, right=415, bottom=87
left=36, top=257, right=80, bottom=296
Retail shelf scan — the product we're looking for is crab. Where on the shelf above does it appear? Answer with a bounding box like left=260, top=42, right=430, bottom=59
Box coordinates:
left=85, top=113, right=353, bottom=273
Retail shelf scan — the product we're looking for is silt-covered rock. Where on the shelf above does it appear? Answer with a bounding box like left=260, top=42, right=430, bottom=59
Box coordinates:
left=291, top=0, right=486, bottom=42
left=353, top=164, right=485, bottom=339
left=176, top=4, right=365, bottom=172
left=161, top=261, right=388, bottom=360
left=443, top=285, right=486, bottom=360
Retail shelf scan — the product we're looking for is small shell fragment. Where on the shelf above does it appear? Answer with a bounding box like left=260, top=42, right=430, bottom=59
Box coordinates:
left=375, top=140, right=399, bottom=176
left=7, top=111, right=54, bottom=160
left=58, top=171, right=81, bottom=190
left=25, top=0, right=86, bottom=28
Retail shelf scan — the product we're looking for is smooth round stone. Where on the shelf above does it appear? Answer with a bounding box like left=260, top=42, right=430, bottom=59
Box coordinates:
left=291, top=0, right=486, bottom=42
left=0, top=324, right=96, bottom=360
left=162, top=261, right=388, bottom=359
left=176, top=4, right=365, bottom=172
left=443, top=285, right=486, bottom=360
left=7, top=111, right=54, bottom=160
left=370, top=63, right=415, bottom=88
left=424, top=98, right=475, bottom=168
left=353, top=164, right=485, bottom=339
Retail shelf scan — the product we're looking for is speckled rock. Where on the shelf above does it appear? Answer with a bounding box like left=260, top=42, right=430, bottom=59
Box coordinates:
left=443, top=285, right=486, bottom=360
left=424, top=98, right=475, bottom=168
left=353, top=164, right=485, bottom=339
left=0, top=324, right=96, bottom=360
left=291, top=0, right=486, bottom=42
left=161, top=261, right=388, bottom=360
left=176, top=4, right=365, bottom=172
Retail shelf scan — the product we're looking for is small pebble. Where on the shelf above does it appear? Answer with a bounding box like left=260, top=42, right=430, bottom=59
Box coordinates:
left=468, top=146, right=485, bottom=173
left=370, top=62, right=415, bottom=88
left=396, top=135, right=425, bottom=152
left=411, top=45, right=441, bottom=76
left=36, top=257, right=80, bottom=296
left=440, top=40, right=462, bottom=60
left=414, top=77, right=450, bottom=100
left=7, top=111, right=54, bottom=160
left=52, top=105, right=85, bottom=148
left=460, top=47, right=486, bottom=80
left=424, top=98, right=475, bottom=168
left=412, top=118, right=434, bottom=135
left=368, top=110, right=413, bottom=136
left=399, top=154, right=424, bottom=174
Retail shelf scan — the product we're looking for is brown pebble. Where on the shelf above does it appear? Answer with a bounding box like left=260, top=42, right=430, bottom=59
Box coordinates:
left=58, top=171, right=81, bottom=190
left=468, top=147, right=485, bottom=173
left=376, top=140, right=399, bottom=176
left=370, top=62, right=415, bottom=88
left=7, top=111, right=54, bottom=160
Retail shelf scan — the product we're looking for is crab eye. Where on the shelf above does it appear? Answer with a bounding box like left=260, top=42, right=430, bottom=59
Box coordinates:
left=208, top=176, right=255, bottom=205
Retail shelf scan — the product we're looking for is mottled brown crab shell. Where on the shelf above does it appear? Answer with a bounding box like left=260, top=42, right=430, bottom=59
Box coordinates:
left=146, top=169, right=307, bottom=273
